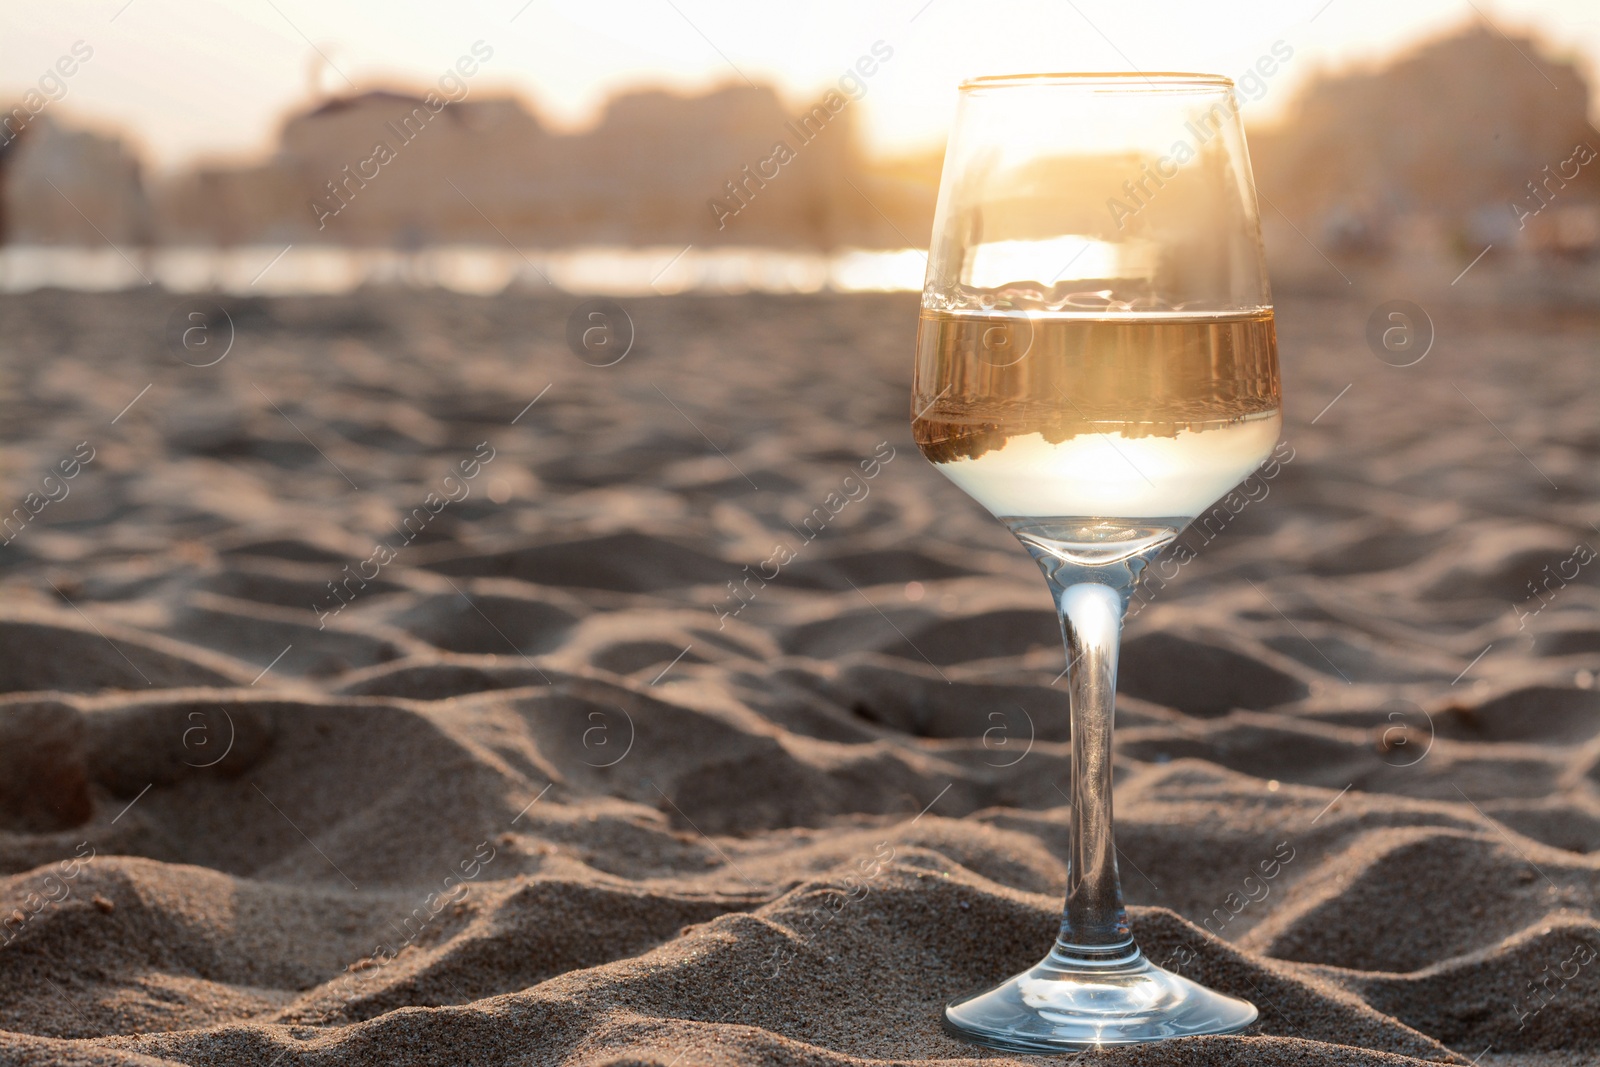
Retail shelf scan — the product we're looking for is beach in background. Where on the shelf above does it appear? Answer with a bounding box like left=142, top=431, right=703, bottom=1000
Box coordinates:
left=0, top=283, right=1595, bottom=1066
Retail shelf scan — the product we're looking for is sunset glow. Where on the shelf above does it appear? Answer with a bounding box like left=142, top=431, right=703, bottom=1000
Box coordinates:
left=5, top=0, right=1597, bottom=171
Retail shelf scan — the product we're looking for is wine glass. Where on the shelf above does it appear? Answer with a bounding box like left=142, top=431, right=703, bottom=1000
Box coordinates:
left=913, top=72, right=1280, bottom=1050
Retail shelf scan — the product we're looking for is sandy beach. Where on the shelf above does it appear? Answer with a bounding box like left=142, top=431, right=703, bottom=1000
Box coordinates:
left=0, top=287, right=1597, bottom=1066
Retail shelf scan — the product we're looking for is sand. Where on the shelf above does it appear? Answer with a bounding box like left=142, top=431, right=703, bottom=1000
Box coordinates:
left=0, top=288, right=1597, bottom=1066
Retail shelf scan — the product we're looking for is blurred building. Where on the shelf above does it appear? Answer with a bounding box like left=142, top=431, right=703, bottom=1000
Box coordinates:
left=1250, top=19, right=1600, bottom=261
left=153, top=84, right=919, bottom=248
left=6, top=20, right=1589, bottom=262
left=0, top=114, right=151, bottom=245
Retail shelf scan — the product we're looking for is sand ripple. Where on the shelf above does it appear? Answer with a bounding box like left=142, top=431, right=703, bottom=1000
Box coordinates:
left=0, top=291, right=1596, bottom=1065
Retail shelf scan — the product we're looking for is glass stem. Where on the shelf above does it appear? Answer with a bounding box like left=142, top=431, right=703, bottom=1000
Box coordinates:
left=1051, top=578, right=1134, bottom=961
left=1005, top=518, right=1179, bottom=965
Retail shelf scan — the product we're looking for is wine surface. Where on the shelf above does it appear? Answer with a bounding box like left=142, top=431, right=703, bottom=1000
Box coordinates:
left=912, top=308, right=1281, bottom=519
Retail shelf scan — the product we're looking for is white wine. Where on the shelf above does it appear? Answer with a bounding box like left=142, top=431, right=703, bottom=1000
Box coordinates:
left=912, top=308, right=1281, bottom=520
left=928, top=74, right=1273, bottom=1049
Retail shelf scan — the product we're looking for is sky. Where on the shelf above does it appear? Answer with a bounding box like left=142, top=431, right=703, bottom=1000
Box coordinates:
left=4, top=0, right=1598, bottom=173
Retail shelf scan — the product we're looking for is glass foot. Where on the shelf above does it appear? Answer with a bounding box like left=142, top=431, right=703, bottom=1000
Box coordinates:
left=944, top=945, right=1258, bottom=1051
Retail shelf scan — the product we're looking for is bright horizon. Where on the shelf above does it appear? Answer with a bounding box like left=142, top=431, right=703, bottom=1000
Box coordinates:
left=4, top=0, right=1598, bottom=174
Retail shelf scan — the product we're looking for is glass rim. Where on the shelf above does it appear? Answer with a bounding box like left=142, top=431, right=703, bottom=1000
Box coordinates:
left=959, top=71, right=1234, bottom=91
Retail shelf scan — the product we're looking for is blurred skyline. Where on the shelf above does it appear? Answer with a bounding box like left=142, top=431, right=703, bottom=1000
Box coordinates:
left=5, top=0, right=1600, bottom=172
